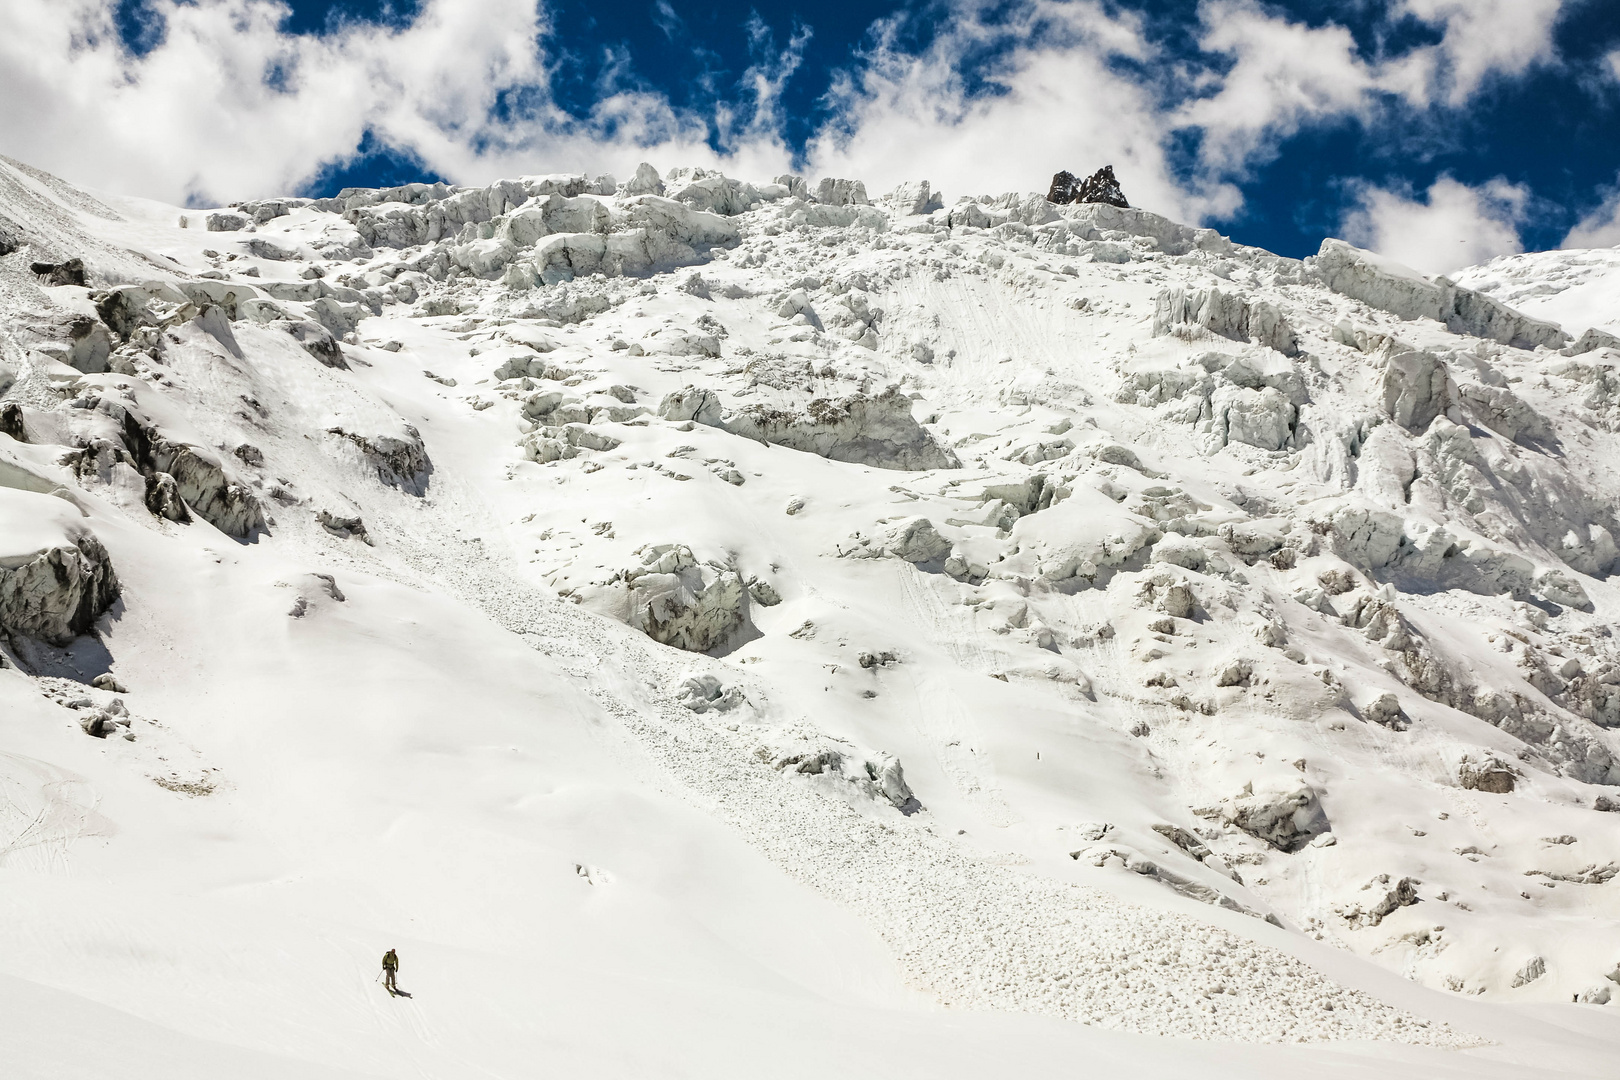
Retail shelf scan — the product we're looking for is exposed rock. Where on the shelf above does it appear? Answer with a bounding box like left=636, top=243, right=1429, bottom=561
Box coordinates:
left=1382, top=350, right=1453, bottom=431
left=625, top=545, right=748, bottom=652
left=91, top=673, right=127, bottom=692
left=1150, top=823, right=1212, bottom=861
left=1458, top=755, right=1517, bottom=793
left=622, top=162, right=664, bottom=197
left=0, top=223, right=18, bottom=257
left=1048, top=166, right=1129, bottom=208
left=1222, top=784, right=1329, bottom=852
left=327, top=426, right=430, bottom=493
left=675, top=672, right=745, bottom=713
left=80, top=701, right=133, bottom=740
left=31, top=258, right=86, bottom=286
left=205, top=211, right=248, bottom=232
left=1361, top=692, right=1405, bottom=727
left=722, top=387, right=958, bottom=471
left=814, top=178, right=869, bottom=207
left=1307, top=240, right=1566, bottom=349
left=758, top=736, right=920, bottom=813
left=657, top=385, right=724, bottom=426
left=1562, top=327, right=1620, bottom=357
left=1511, top=956, right=1545, bottom=988
left=278, top=319, right=348, bottom=368
left=316, top=510, right=372, bottom=544
left=143, top=471, right=190, bottom=523
left=0, top=499, right=120, bottom=646
left=1153, top=286, right=1297, bottom=355
left=1575, top=984, right=1612, bottom=1005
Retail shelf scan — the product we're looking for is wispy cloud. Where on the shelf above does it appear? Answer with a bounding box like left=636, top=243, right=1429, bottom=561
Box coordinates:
left=1340, top=175, right=1530, bottom=275
left=1398, top=0, right=1567, bottom=106
left=1564, top=177, right=1620, bottom=249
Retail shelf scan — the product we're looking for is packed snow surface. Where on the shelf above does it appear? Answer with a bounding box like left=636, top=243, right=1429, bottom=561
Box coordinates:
left=2, top=155, right=1619, bottom=1077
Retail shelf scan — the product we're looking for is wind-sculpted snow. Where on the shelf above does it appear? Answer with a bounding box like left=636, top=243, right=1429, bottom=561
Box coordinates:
left=4, top=155, right=1620, bottom=1074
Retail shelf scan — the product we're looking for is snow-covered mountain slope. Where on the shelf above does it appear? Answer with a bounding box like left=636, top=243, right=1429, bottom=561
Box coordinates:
left=1453, top=247, right=1620, bottom=341
left=1, top=155, right=1619, bottom=1077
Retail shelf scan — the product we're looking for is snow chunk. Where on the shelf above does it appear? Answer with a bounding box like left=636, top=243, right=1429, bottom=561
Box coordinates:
left=1220, top=784, right=1330, bottom=852
left=1382, top=350, right=1453, bottom=432
left=675, top=672, right=746, bottom=713
left=1153, top=286, right=1297, bottom=355
left=757, top=735, right=920, bottom=814
left=1309, top=239, right=1567, bottom=348
left=0, top=489, right=119, bottom=645
left=1458, top=755, right=1517, bottom=793
left=625, top=545, right=749, bottom=653
left=722, top=387, right=958, bottom=471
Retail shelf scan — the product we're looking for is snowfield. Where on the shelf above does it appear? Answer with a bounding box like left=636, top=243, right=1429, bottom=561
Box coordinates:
left=1, top=154, right=1618, bottom=1077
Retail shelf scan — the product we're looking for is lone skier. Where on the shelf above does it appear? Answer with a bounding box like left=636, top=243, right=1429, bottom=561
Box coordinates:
left=382, top=948, right=399, bottom=994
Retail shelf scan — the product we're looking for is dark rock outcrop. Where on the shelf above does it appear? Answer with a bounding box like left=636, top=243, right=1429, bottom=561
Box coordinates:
left=326, top=426, right=431, bottom=493
left=277, top=319, right=348, bottom=369
left=721, top=387, right=959, bottom=471
left=1048, top=166, right=1129, bottom=208
left=30, top=258, right=87, bottom=287
left=104, top=404, right=265, bottom=537
left=0, top=531, right=120, bottom=646
left=0, top=403, right=26, bottom=442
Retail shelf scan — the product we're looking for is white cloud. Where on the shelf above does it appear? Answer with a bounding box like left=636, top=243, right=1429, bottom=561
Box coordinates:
left=1398, top=0, right=1567, bottom=105
left=0, top=0, right=788, bottom=204
left=1178, top=1, right=1425, bottom=176
left=1339, top=175, right=1529, bottom=275
left=1563, top=181, right=1620, bottom=249
left=805, top=1, right=1231, bottom=222
left=0, top=0, right=1583, bottom=233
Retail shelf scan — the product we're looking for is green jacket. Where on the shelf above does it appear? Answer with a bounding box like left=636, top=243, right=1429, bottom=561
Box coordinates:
left=382, top=950, right=398, bottom=971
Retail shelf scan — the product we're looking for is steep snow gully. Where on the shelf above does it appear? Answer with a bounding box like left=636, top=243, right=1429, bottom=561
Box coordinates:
left=1, top=155, right=1619, bottom=1077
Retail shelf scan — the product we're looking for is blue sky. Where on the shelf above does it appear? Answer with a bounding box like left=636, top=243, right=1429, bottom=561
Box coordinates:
left=7, top=1, right=1620, bottom=272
